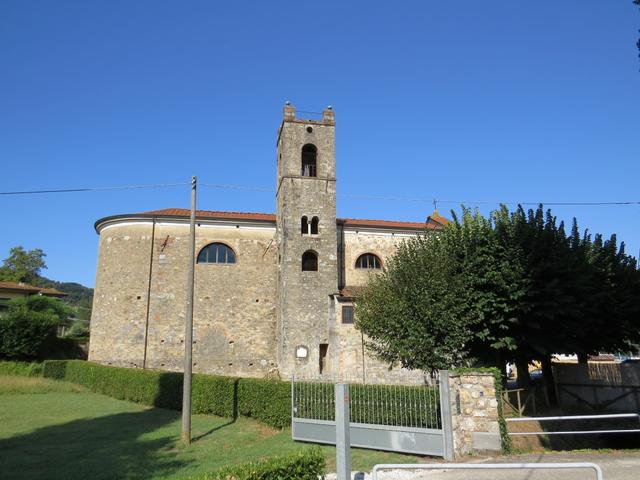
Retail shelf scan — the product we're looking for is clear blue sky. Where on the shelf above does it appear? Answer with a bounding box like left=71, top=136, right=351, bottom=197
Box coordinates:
left=1, top=1, right=638, bottom=287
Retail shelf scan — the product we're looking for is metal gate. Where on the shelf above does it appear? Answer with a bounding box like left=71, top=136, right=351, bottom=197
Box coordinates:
left=291, top=371, right=452, bottom=458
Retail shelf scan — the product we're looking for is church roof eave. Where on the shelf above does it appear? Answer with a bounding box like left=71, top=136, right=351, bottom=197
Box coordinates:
left=94, top=208, right=448, bottom=234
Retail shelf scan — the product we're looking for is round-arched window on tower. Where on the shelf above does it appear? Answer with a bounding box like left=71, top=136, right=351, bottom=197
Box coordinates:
left=301, top=216, right=309, bottom=235
left=301, top=144, right=317, bottom=177
left=302, top=250, right=318, bottom=271
left=355, top=253, right=381, bottom=269
left=310, top=216, right=319, bottom=235
left=197, top=243, right=236, bottom=264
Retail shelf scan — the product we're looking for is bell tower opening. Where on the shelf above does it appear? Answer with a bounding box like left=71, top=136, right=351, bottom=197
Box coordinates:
left=301, top=144, right=317, bottom=177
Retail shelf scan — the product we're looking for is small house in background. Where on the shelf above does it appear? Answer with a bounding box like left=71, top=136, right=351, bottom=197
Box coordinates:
left=0, top=281, right=68, bottom=310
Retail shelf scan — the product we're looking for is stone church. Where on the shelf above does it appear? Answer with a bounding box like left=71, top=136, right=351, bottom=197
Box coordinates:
left=89, top=104, right=448, bottom=383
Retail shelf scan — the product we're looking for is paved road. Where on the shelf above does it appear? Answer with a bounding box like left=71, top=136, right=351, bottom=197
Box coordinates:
left=349, top=452, right=640, bottom=480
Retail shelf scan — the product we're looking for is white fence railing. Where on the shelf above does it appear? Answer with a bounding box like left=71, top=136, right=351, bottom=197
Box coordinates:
left=506, top=413, right=640, bottom=435
left=372, top=462, right=604, bottom=480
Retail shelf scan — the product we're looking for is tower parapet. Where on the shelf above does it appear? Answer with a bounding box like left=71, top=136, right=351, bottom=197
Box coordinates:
left=282, top=103, right=335, bottom=126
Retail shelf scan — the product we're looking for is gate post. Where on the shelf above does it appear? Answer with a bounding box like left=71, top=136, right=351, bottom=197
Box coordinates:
left=335, top=383, right=352, bottom=480
left=439, top=370, right=455, bottom=460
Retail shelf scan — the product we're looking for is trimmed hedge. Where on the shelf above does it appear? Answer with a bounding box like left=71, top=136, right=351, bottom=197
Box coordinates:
left=39, top=360, right=441, bottom=432
left=42, top=360, right=291, bottom=428
left=0, top=361, right=43, bottom=377
left=192, top=447, right=324, bottom=480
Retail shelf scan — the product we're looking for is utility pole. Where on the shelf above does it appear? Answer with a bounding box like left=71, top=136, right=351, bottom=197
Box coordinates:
left=335, top=383, right=352, bottom=480
left=181, top=176, right=197, bottom=444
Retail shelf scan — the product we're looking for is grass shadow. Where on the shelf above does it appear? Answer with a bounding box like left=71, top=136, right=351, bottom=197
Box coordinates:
left=0, top=408, right=188, bottom=480
left=192, top=418, right=236, bottom=442
left=192, top=380, right=239, bottom=442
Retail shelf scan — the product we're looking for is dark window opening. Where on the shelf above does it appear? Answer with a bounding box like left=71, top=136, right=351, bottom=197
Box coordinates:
left=319, top=343, right=329, bottom=374
left=342, top=306, right=354, bottom=324
left=302, top=250, right=318, bottom=271
left=301, top=144, right=317, bottom=177
left=356, top=253, right=381, bottom=269
left=197, top=243, right=236, bottom=264
left=301, top=216, right=308, bottom=235
left=310, top=216, right=319, bottom=235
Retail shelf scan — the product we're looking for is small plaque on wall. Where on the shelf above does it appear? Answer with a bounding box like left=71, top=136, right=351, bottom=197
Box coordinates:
left=295, top=345, right=309, bottom=359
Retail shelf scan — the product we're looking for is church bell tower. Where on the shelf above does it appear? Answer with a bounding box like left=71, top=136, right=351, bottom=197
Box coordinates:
left=276, top=103, right=338, bottom=378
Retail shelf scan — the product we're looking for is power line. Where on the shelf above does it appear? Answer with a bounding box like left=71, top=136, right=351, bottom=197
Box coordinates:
left=201, top=184, right=640, bottom=206
left=0, top=182, right=191, bottom=196
left=200, top=183, right=273, bottom=192
left=435, top=199, right=640, bottom=206
left=1, top=181, right=639, bottom=207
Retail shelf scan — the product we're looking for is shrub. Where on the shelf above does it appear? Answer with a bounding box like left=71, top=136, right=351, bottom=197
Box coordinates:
left=237, top=377, right=291, bottom=428
left=192, top=447, right=325, bottom=480
left=66, top=320, right=90, bottom=338
left=0, top=296, right=70, bottom=360
left=0, top=361, right=43, bottom=377
left=40, top=337, right=87, bottom=360
left=42, top=360, right=286, bottom=426
left=192, top=374, right=237, bottom=417
left=41, top=360, right=440, bottom=431
left=44, top=360, right=183, bottom=409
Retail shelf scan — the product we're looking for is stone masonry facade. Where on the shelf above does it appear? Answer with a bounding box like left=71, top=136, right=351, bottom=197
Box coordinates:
left=89, top=104, right=448, bottom=384
left=448, top=372, right=502, bottom=456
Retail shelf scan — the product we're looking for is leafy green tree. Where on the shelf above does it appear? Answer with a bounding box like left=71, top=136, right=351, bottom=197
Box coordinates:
left=357, top=205, right=640, bottom=401
left=357, top=208, right=527, bottom=372
left=0, top=246, right=47, bottom=284
left=66, top=319, right=90, bottom=338
left=0, top=296, right=70, bottom=359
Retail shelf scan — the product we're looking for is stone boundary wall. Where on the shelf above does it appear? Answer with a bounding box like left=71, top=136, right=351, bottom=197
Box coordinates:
left=447, top=372, right=501, bottom=457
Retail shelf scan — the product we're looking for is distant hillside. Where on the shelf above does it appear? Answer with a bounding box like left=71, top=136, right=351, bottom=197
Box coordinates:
left=36, top=277, right=93, bottom=320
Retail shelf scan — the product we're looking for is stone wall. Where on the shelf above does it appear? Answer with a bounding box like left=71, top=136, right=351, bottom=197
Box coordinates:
left=90, top=220, right=279, bottom=378
left=89, top=216, right=430, bottom=384
left=276, top=106, right=339, bottom=379
left=90, top=223, right=153, bottom=367
left=331, top=228, right=426, bottom=384
left=447, top=372, right=501, bottom=457
left=342, top=228, right=412, bottom=287
left=330, top=298, right=428, bottom=385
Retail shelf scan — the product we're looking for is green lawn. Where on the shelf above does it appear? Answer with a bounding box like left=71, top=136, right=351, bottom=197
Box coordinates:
left=0, top=375, right=422, bottom=479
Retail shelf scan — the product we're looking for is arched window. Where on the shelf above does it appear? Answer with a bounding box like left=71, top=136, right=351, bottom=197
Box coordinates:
left=197, top=243, right=236, bottom=264
left=302, top=250, right=318, bottom=271
left=301, top=144, right=317, bottom=177
left=310, top=216, right=319, bottom=235
left=355, top=253, right=381, bottom=269
left=301, top=216, right=308, bottom=235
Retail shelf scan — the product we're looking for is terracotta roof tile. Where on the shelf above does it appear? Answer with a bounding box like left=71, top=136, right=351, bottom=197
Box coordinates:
left=0, top=281, right=67, bottom=297
left=144, top=208, right=276, bottom=222
left=0, top=281, right=41, bottom=293
left=142, top=208, right=445, bottom=231
left=339, top=286, right=366, bottom=298
left=39, top=288, right=68, bottom=297
left=427, top=210, right=451, bottom=226
left=337, top=218, right=439, bottom=230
